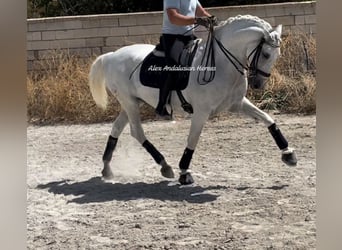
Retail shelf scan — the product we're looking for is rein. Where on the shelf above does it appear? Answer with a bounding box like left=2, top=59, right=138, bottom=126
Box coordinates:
left=197, top=22, right=217, bottom=84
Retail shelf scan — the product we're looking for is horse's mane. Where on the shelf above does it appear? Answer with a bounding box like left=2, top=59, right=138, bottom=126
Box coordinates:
left=220, top=15, right=273, bottom=33
left=216, top=15, right=281, bottom=46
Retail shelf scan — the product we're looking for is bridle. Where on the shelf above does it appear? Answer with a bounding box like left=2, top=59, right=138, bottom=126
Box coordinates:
left=197, top=19, right=280, bottom=84
left=246, top=38, right=280, bottom=79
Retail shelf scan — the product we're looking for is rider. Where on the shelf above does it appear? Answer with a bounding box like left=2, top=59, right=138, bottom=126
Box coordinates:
left=155, top=0, right=217, bottom=119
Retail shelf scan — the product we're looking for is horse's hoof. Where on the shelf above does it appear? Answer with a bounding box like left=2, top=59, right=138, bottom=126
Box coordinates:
left=101, top=167, right=114, bottom=180
left=281, top=148, right=297, bottom=166
left=179, top=171, right=194, bottom=185
left=161, top=165, right=175, bottom=178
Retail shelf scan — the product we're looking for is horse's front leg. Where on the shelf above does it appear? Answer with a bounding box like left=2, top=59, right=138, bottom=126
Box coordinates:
left=178, top=113, right=209, bottom=185
left=239, top=97, right=297, bottom=166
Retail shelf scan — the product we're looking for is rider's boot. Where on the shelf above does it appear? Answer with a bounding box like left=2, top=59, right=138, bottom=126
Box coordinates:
left=155, top=76, right=172, bottom=120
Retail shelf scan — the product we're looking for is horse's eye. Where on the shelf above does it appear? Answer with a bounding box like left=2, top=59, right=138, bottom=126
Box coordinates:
left=263, top=52, right=270, bottom=59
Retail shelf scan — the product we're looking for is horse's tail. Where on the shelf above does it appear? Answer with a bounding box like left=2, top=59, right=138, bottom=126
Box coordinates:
left=88, top=55, right=108, bottom=110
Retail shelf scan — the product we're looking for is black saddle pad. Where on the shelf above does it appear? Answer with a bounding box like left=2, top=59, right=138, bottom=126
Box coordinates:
left=139, top=52, right=190, bottom=91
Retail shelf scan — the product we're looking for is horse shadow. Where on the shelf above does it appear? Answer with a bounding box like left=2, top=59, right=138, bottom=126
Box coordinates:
left=37, top=177, right=228, bottom=204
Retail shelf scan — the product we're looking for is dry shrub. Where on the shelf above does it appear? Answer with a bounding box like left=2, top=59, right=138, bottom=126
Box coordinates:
left=276, top=31, right=316, bottom=77
left=27, top=50, right=157, bottom=124
left=27, top=31, right=316, bottom=125
left=249, top=70, right=316, bottom=114
left=27, top=51, right=120, bottom=124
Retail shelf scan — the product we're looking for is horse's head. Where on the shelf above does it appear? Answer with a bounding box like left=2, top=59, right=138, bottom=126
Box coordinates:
left=247, top=24, right=282, bottom=89
left=205, top=16, right=283, bottom=88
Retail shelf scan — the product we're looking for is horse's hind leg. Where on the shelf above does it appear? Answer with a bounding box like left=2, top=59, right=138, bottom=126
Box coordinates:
left=240, top=97, right=297, bottom=166
left=120, top=97, right=175, bottom=179
left=102, top=110, right=129, bottom=179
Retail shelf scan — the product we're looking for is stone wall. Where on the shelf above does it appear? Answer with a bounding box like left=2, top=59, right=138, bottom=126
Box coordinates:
left=27, top=1, right=316, bottom=71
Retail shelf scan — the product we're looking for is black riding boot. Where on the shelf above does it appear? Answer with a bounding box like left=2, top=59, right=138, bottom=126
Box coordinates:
left=155, top=76, right=172, bottom=119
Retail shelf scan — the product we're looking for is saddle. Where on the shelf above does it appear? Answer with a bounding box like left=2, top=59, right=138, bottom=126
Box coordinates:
left=139, top=38, right=201, bottom=90
left=139, top=38, right=201, bottom=114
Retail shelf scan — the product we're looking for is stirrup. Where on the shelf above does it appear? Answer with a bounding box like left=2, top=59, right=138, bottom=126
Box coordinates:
left=176, top=90, right=193, bottom=114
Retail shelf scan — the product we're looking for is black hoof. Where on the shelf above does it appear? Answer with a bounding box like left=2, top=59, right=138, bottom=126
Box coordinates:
left=161, top=165, right=175, bottom=179
left=282, top=150, right=297, bottom=166
left=179, top=172, right=194, bottom=185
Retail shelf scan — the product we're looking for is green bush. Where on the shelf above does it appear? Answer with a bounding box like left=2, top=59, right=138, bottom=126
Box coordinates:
left=28, top=0, right=312, bottom=18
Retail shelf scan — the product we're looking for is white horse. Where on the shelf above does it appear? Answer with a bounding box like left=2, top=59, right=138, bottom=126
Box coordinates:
left=88, top=15, right=297, bottom=185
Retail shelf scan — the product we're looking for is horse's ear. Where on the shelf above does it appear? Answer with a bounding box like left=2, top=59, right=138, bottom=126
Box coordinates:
left=274, top=24, right=283, bottom=36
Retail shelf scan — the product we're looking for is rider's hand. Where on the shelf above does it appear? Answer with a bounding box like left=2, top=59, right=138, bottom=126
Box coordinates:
left=195, top=16, right=211, bottom=28
left=195, top=16, right=219, bottom=28
left=210, top=16, right=219, bottom=26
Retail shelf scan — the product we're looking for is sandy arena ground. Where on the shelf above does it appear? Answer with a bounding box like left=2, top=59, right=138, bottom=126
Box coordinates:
left=27, top=113, right=316, bottom=249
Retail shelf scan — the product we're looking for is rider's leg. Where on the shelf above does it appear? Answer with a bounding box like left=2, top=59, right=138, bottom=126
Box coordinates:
left=155, top=76, right=173, bottom=118
left=155, top=34, right=177, bottom=118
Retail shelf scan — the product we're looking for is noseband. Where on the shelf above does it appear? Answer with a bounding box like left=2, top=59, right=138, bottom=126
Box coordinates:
left=247, top=38, right=280, bottom=79
left=247, top=38, right=271, bottom=78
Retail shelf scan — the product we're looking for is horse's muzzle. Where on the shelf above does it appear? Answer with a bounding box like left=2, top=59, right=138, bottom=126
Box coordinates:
left=248, top=75, right=265, bottom=89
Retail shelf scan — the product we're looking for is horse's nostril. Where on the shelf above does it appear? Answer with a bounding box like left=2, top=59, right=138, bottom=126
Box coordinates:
left=248, top=77, right=264, bottom=90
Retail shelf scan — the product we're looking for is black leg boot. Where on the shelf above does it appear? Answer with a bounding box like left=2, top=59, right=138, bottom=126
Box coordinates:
left=155, top=77, right=172, bottom=120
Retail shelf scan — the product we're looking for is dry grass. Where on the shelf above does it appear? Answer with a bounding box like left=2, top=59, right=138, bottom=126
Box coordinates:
left=27, top=31, right=316, bottom=125
left=248, top=70, right=316, bottom=114
left=28, top=52, right=116, bottom=124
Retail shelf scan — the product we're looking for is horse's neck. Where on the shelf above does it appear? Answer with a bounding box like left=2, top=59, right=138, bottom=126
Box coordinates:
left=193, top=27, right=248, bottom=81
left=187, top=32, right=246, bottom=98
left=215, top=28, right=249, bottom=63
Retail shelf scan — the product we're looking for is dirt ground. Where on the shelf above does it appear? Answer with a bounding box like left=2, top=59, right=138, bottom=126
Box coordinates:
left=27, top=113, right=316, bottom=249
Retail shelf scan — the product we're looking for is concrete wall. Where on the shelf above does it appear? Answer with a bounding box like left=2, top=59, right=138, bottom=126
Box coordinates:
left=27, top=1, right=316, bottom=71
